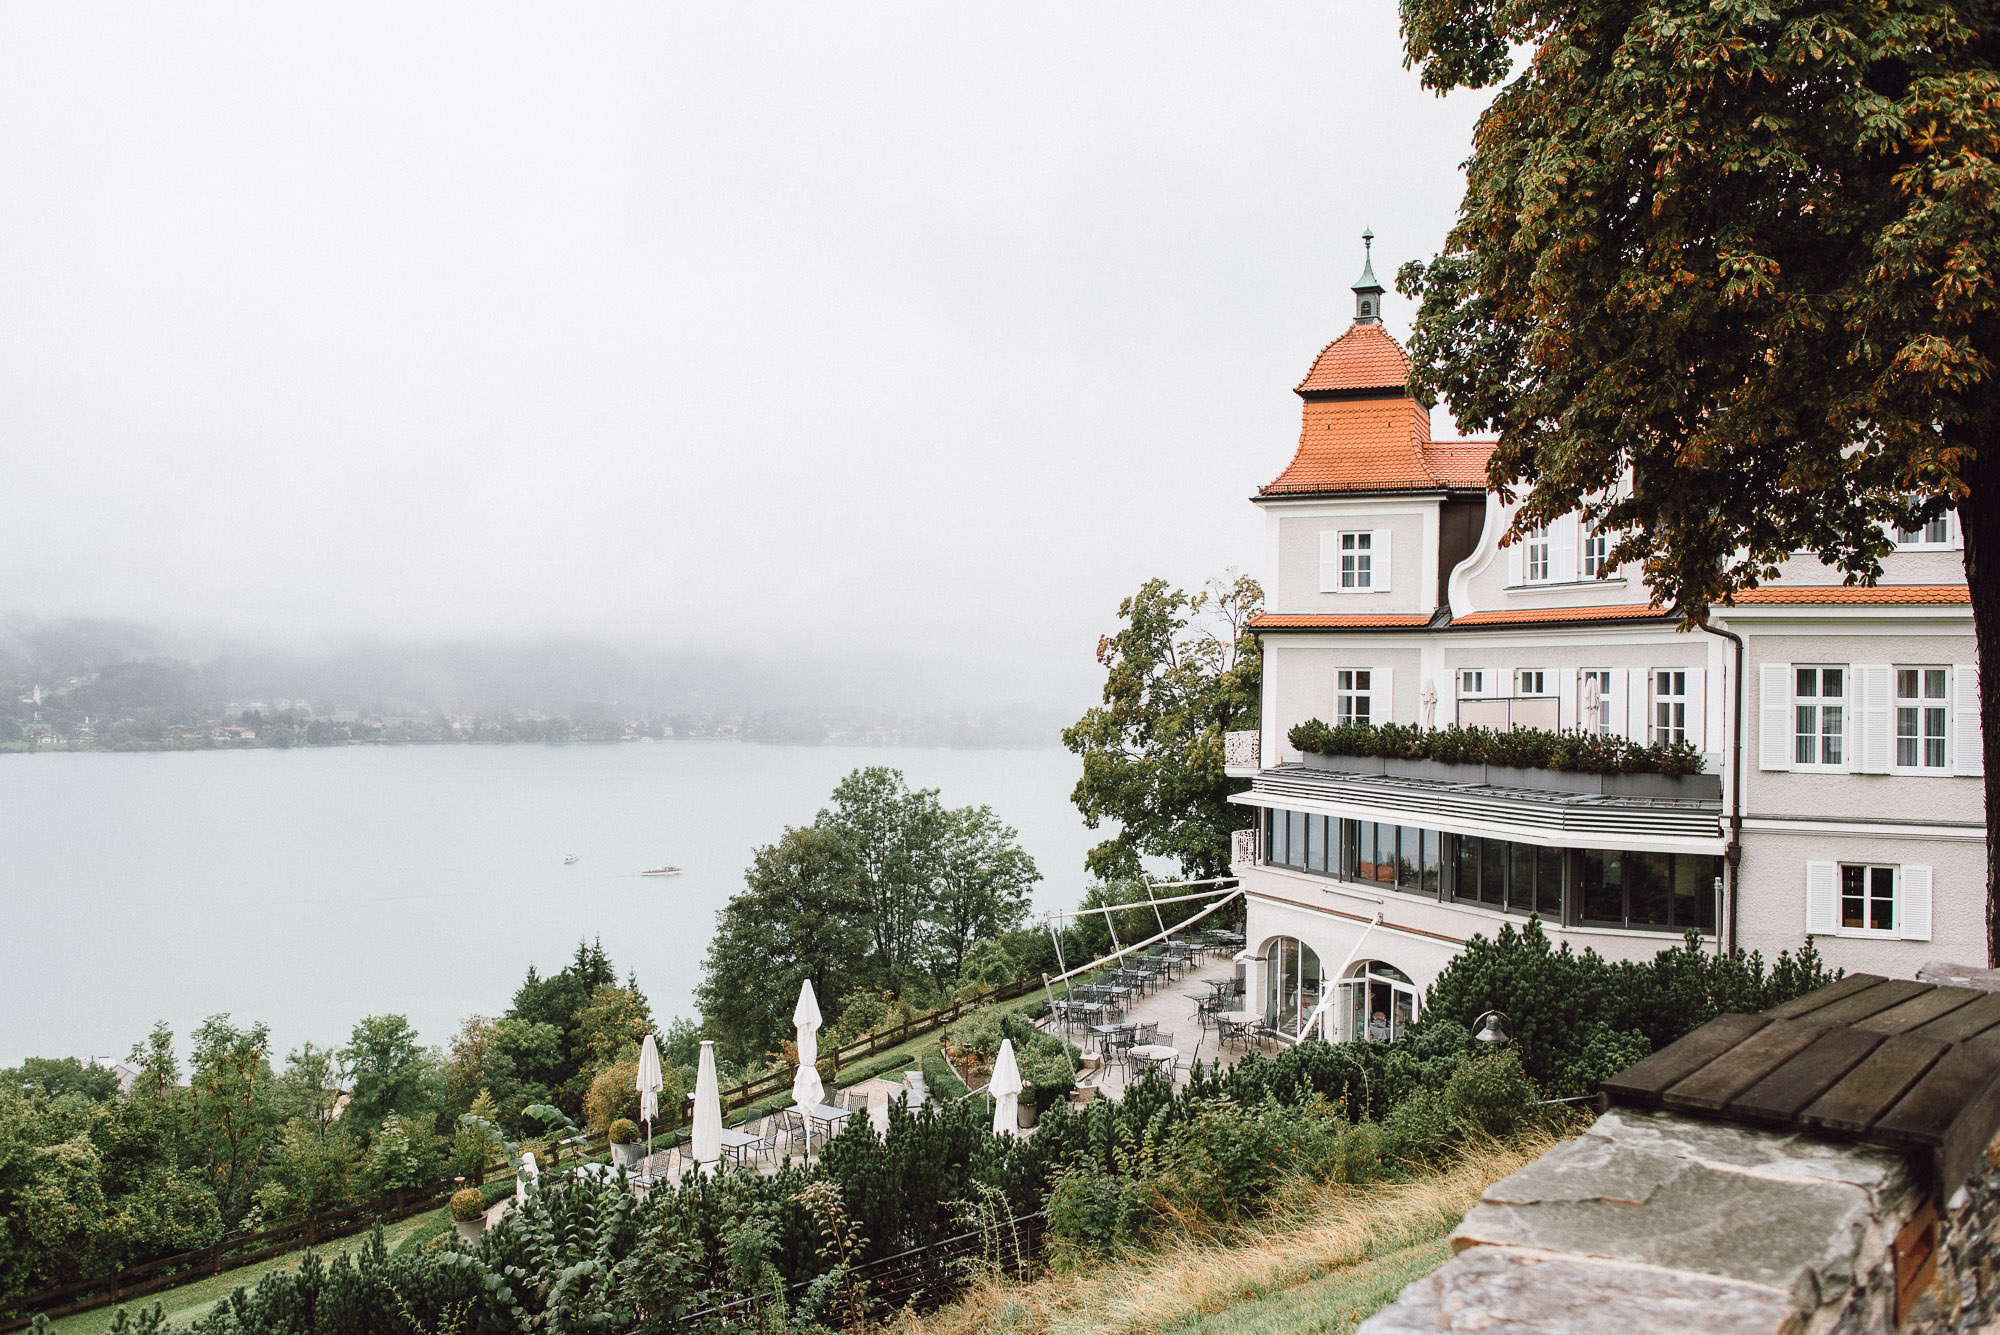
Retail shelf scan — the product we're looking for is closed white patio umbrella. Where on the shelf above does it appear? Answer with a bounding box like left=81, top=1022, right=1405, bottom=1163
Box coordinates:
left=791, top=978, right=825, bottom=1117
left=990, top=1038, right=1023, bottom=1138
left=636, top=1034, right=664, bottom=1160
left=692, top=1040, right=723, bottom=1176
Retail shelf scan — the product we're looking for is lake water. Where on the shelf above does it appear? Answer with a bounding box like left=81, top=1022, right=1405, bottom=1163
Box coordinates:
left=0, top=742, right=1100, bottom=1068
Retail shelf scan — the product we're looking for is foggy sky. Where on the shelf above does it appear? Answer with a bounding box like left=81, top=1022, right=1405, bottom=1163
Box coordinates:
left=0, top=4, right=1492, bottom=707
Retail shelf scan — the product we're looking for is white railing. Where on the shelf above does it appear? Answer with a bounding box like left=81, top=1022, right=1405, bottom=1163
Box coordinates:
left=1225, top=730, right=1260, bottom=774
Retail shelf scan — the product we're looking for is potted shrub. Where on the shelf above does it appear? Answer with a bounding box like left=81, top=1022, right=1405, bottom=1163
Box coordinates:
left=608, top=1118, right=641, bottom=1167
left=450, top=1188, right=488, bottom=1244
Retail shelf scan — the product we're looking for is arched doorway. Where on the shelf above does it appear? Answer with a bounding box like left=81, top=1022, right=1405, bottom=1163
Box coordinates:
left=1262, top=937, right=1323, bottom=1041
left=1340, top=961, right=1419, bottom=1042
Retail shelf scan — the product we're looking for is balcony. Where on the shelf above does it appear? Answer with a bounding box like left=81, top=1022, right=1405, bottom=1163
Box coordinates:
left=1224, top=730, right=1260, bottom=778
left=1456, top=695, right=1560, bottom=731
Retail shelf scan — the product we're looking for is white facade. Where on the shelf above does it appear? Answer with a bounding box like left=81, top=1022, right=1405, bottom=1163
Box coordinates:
left=1230, top=292, right=1982, bottom=1045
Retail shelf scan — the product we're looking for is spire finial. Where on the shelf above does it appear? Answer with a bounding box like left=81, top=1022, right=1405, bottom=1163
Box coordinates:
left=1352, top=227, right=1384, bottom=323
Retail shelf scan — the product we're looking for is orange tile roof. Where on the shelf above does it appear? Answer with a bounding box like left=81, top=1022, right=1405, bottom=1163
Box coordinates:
left=1451, top=604, right=1668, bottom=625
left=1295, top=322, right=1411, bottom=395
left=1727, top=584, right=1971, bottom=606
left=1261, top=397, right=1440, bottom=494
left=1421, top=441, right=1496, bottom=487
left=1250, top=613, right=1436, bottom=630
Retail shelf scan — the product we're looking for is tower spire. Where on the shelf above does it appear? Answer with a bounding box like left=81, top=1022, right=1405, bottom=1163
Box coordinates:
left=1352, top=227, right=1384, bottom=323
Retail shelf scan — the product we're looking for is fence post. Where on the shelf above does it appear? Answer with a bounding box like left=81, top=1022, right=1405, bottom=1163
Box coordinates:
left=211, top=1241, right=222, bottom=1277
left=306, top=1212, right=316, bottom=1248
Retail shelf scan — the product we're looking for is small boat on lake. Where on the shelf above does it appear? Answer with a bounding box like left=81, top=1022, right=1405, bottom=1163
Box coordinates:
left=564, top=854, right=579, bottom=865
left=641, top=866, right=683, bottom=877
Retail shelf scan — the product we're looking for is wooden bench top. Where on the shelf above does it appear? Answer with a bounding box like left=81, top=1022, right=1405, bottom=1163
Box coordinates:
left=1601, top=976, right=2000, bottom=1198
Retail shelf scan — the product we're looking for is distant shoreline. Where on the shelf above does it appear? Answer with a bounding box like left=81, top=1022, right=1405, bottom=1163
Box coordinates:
left=0, top=734, right=1065, bottom=756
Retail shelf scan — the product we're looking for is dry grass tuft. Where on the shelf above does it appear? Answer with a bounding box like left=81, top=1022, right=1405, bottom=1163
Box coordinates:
left=873, top=1131, right=1558, bottom=1335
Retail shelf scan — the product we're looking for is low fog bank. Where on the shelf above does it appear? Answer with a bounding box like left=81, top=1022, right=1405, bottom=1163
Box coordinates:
left=0, top=612, right=1082, bottom=747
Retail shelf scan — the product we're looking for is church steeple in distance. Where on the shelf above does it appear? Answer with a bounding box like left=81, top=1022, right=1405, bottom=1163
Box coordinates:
left=1352, top=227, right=1385, bottom=324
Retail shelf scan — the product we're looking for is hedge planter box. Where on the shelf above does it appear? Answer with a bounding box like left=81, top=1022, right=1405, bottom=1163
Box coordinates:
left=455, top=1217, right=486, bottom=1246
left=1299, top=752, right=1720, bottom=801
left=610, top=1142, right=641, bottom=1169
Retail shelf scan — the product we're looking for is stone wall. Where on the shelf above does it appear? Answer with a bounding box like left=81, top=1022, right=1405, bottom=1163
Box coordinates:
left=1359, top=1108, right=2000, bottom=1334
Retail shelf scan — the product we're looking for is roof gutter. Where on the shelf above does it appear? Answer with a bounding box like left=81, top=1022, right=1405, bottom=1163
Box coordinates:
left=1702, top=619, right=1747, bottom=955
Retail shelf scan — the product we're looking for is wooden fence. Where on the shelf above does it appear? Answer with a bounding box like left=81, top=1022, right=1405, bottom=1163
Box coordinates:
left=0, top=977, right=1048, bottom=1330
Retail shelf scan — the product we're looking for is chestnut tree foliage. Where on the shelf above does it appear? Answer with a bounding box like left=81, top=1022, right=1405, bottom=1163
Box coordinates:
left=1064, top=576, right=1262, bottom=881
left=1397, top=0, right=2000, bottom=954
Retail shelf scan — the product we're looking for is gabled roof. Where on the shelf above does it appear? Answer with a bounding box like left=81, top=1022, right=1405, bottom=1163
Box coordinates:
left=1450, top=604, right=1668, bottom=626
left=1727, top=584, right=1971, bottom=606
left=1294, top=321, right=1411, bottom=396
left=1260, top=398, right=1441, bottom=495
left=1421, top=441, right=1497, bottom=488
left=1249, top=612, right=1436, bottom=630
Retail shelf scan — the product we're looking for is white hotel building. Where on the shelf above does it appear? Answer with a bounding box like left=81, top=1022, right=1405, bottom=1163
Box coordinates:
left=1225, top=248, right=1985, bottom=1044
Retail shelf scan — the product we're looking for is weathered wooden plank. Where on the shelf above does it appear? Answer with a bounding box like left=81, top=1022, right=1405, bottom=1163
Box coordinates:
left=1601, top=1014, right=1770, bottom=1107
left=1913, top=992, right=2000, bottom=1046
left=1792, top=979, right=1932, bottom=1029
left=1799, top=1033, right=1951, bottom=1135
left=1873, top=1030, right=2000, bottom=1149
left=1726, top=1027, right=1887, bottom=1124
left=1661, top=1018, right=1834, bottom=1113
left=1760, top=974, right=1887, bottom=1021
left=1853, top=987, right=1983, bottom=1036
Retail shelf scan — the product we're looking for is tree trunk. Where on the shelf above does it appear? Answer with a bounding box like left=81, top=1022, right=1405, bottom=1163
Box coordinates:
left=1961, top=428, right=2000, bottom=967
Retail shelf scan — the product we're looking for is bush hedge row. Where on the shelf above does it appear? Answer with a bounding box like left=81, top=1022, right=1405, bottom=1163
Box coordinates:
left=1287, top=719, right=1707, bottom=776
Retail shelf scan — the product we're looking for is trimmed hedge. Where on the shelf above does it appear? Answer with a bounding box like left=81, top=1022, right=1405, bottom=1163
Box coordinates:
left=1288, top=718, right=1706, bottom=776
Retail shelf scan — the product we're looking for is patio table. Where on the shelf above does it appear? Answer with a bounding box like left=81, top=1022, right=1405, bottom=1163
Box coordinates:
left=801, top=1103, right=852, bottom=1148
left=717, top=1128, right=758, bottom=1165
left=1216, top=1009, right=1257, bottom=1048
left=1128, top=1044, right=1178, bottom=1076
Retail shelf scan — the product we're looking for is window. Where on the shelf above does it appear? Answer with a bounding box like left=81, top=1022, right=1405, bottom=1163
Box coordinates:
left=1894, top=512, right=1956, bottom=547
left=1653, top=670, right=1688, bottom=745
left=1337, top=669, right=1373, bottom=726
left=1524, top=525, right=1550, bottom=582
left=1580, top=849, right=1720, bottom=931
left=1582, top=527, right=1610, bottom=577
left=1339, top=532, right=1373, bottom=589
left=1794, top=667, right=1846, bottom=767
left=1517, top=670, right=1547, bottom=697
left=1841, top=864, right=1896, bottom=933
left=1460, top=670, right=1485, bottom=697
left=1265, top=938, right=1323, bottom=1040
left=1580, top=669, right=1614, bottom=735
left=1896, top=668, right=1949, bottom=770
left=1342, top=961, right=1418, bottom=1044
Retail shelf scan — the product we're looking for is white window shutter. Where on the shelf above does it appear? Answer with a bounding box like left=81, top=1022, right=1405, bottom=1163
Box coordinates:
left=1627, top=668, right=1649, bottom=741
left=1553, top=516, right=1579, bottom=582
left=1506, top=536, right=1522, bottom=587
left=1683, top=668, right=1707, bottom=750
left=1375, top=666, right=1393, bottom=724
left=1899, top=865, right=1933, bottom=941
left=1371, top=529, right=1391, bottom=591
left=1955, top=664, right=1983, bottom=776
left=1855, top=665, right=1893, bottom=774
left=1603, top=670, right=1625, bottom=739
left=1319, top=531, right=1340, bottom=593
left=1805, top=862, right=1838, bottom=935
left=1760, top=663, right=1792, bottom=771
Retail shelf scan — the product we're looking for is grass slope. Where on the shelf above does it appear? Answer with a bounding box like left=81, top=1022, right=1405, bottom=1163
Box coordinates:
left=878, top=1133, right=1552, bottom=1335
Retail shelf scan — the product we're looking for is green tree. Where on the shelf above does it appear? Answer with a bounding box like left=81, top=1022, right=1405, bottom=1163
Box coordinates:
left=1064, top=575, right=1262, bottom=879
left=339, top=1014, right=433, bottom=1135
left=271, top=1043, right=343, bottom=1139
left=561, top=984, right=657, bottom=1107
left=264, top=1118, right=359, bottom=1217
left=187, top=1015, right=275, bottom=1221
left=1396, top=0, right=2000, bottom=953
left=916, top=805, right=1040, bottom=986
left=0, top=1091, right=109, bottom=1296
left=695, top=825, right=873, bottom=1064
left=814, top=767, right=946, bottom=991
left=2, top=1057, right=121, bottom=1103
